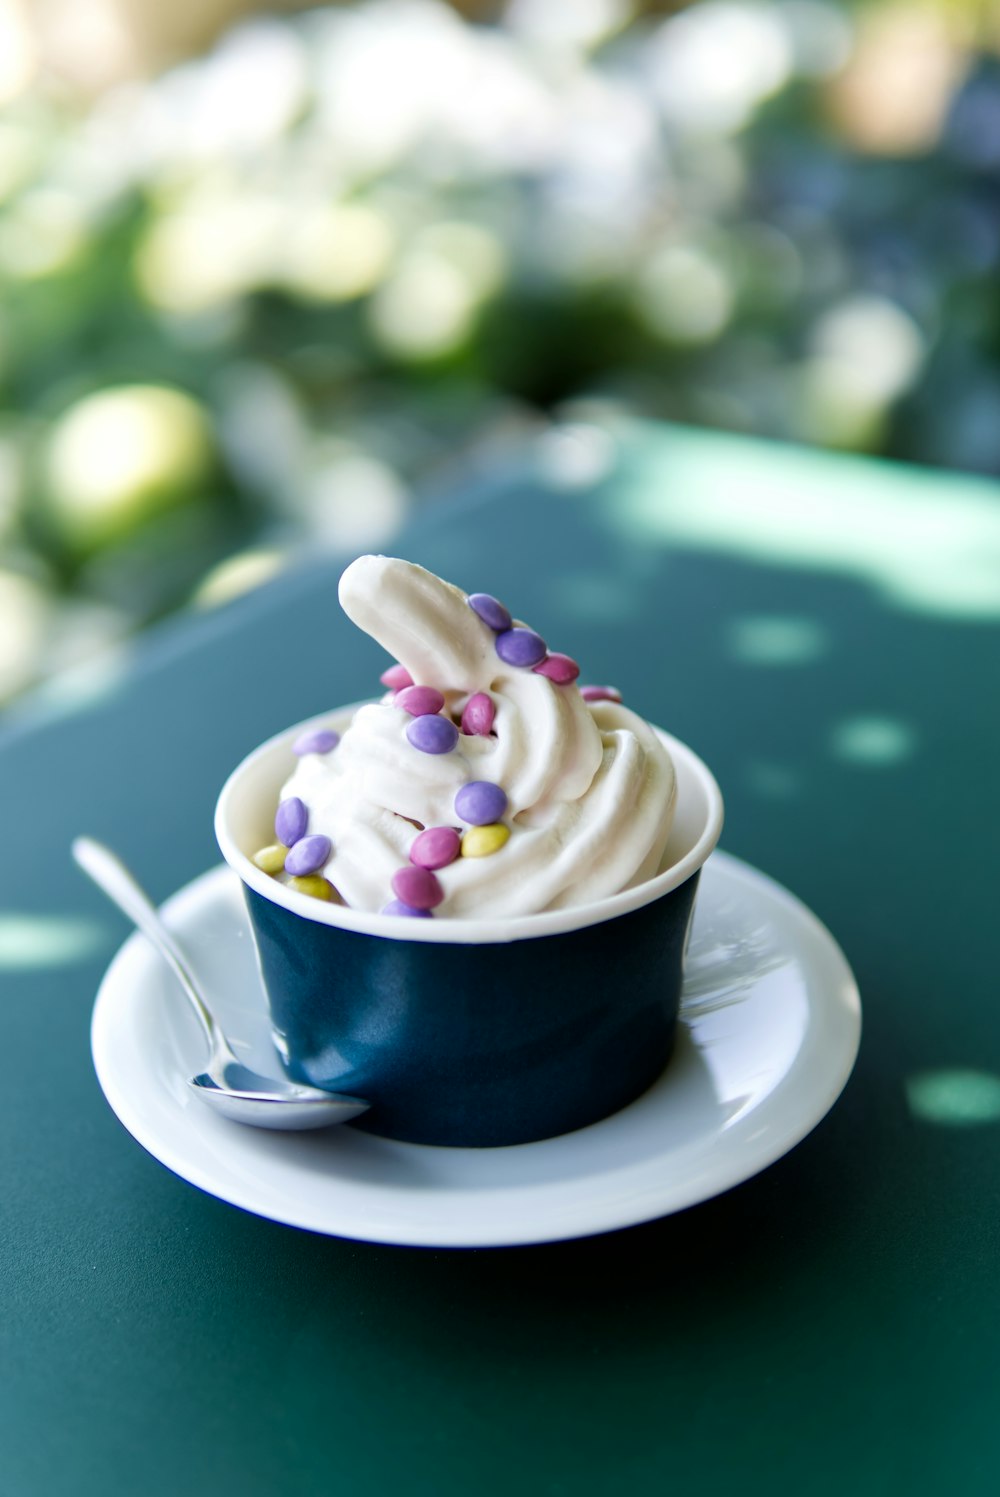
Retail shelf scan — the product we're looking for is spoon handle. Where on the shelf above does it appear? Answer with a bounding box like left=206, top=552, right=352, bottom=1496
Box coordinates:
left=72, top=837, right=219, bottom=1049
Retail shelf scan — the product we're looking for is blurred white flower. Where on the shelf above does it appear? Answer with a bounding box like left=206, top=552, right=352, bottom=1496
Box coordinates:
left=0, top=570, right=50, bottom=703
left=811, top=295, right=925, bottom=404
left=648, top=2, right=792, bottom=135
left=303, top=452, right=409, bottom=549
left=280, top=201, right=395, bottom=303
left=370, top=249, right=480, bottom=360
left=215, top=363, right=310, bottom=505
left=46, top=386, right=214, bottom=551
left=0, top=188, right=88, bottom=279
left=0, top=0, right=35, bottom=105
left=135, top=192, right=283, bottom=313
left=144, top=20, right=308, bottom=167
left=505, top=0, right=632, bottom=53
left=636, top=242, right=734, bottom=344
left=777, top=0, right=853, bottom=78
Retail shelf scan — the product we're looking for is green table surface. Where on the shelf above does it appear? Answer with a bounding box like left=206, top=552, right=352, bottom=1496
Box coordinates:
left=3, top=421, right=999, bottom=1497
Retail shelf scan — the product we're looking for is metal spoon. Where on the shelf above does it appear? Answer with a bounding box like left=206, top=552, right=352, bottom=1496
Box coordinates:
left=73, top=837, right=369, bottom=1131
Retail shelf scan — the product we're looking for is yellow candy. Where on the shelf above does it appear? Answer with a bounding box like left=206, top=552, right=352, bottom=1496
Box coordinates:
left=253, top=844, right=288, bottom=875
left=461, top=823, right=510, bottom=858
left=288, top=875, right=335, bottom=901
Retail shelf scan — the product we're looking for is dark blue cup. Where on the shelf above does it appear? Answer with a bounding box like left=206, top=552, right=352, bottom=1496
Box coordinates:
left=217, top=709, right=723, bottom=1148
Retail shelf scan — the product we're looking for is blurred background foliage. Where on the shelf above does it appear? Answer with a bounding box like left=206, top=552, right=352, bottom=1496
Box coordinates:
left=2, top=0, right=1000, bottom=708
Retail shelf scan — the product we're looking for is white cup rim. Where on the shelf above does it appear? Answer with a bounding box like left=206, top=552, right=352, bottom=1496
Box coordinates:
left=215, top=703, right=724, bottom=946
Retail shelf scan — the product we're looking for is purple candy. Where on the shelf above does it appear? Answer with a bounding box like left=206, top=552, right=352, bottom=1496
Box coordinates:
left=580, top=685, right=623, bottom=703
left=292, top=728, right=340, bottom=757
left=455, top=781, right=508, bottom=826
left=396, top=685, right=445, bottom=717
left=284, top=834, right=332, bottom=876
left=495, top=627, right=546, bottom=668
left=410, top=826, right=461, bottom=870
left=275, top=796, right=308, bottom=846
left=468, top=593, right=512, bottom=632
left=382, top=899, right=433, bottom=918
left=461, top=692, right=495, bottom=736
left=406, top=714, right=459, bottom=755
left=391, top=865, right=444, bottom=910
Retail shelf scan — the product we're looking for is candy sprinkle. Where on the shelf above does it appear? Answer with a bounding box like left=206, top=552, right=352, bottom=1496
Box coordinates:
left=461, top=823, right=511, bottom=858
left=410, top=826, right=461, bottom=870
left=533, top=653, right=580, bottom=685
left=381, top=664, right=413, bottom=690
left=382, top=899, right=433, bottom=918
left=275, top=797, right=308, bottom=846
left=406, top=715, right=459, bottom=755
left=455, top=781, right=508, bottom=826
left=292, top=727, right=340, bottom=756
left=288, top=875, right=335, bottom=901
left=468, top=593, right=512, bottom=632
left=391, top=865, right=444, bottom=910
left=395, top=685, right=445, bottom=717
left=461, top=692, right=495, bottom=736
left=495, top=627, right=546, bottom=668
left=580, top=685, right=623, bottom=703
left=284, top=834, right=332, bottom=877
left=253, top=844, right=288, bottom=875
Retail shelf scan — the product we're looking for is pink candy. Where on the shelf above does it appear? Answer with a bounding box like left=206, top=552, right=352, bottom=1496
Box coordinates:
left=380, top=664, right=413, bottom=690
left=410, top=826, right=461, bottom=870
left=396, top=685, right=445, bottom=717
left=391, top=865, right=444, bottom=910
left=461, top=692, right=495, bottom=736
left=580, top=685, right=623, bottom=703
left=534, top=653, right=580, bottom=685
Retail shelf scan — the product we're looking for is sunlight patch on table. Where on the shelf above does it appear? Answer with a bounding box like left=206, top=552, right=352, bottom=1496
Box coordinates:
left=611, top=425, right=1000, bottom=620
left=727, top=615, right=828, bottom=665
left=743, top=761, right=802, bottom=798
left=547, top=570, right=635, bottom=623
left=830, top=715, right=915, bottom=766
left=906, top=1069, right=1000, bottom=1127
left=0, top=913, right=107, bottom=970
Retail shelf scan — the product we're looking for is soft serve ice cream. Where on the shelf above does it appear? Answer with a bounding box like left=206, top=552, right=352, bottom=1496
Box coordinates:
left=251, top=556, right=676, bottom=919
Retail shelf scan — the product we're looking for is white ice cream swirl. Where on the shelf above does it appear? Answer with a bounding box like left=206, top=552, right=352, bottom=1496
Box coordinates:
left=280, top=556, right=676, bottom=917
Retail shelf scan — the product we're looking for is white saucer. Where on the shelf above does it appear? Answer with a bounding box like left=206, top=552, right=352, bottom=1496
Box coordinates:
left=90, top=852, right=861, bottom=1247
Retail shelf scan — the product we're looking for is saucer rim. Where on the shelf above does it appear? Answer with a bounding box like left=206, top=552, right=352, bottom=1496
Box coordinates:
left=90, top=851, right=861, bottom=1246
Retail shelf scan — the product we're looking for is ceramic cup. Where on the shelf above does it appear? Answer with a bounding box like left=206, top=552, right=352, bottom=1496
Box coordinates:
left=215, top=706, right=724, bottom=1147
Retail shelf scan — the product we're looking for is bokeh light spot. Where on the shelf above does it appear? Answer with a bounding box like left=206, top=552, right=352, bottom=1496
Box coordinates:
left=537, top=424, right=617, bottom=491
left=370, top=253, right=477, bottom=360
left=0, top=0, right=35, bottom=105
left=193, top=549, right=288, bottom=610
left=636, top=244, right=733, bottom=346
left=811, top=296, right=925, bottom=406
left=304, top=454, right=409, bottom=549
left=280, top=202, right=394, bottom=303
left=649, top=2, right=792, bottom=135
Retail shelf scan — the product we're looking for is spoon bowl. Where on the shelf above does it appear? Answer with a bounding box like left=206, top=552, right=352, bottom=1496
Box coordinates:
left=73, top=838, right=369, bottom=1131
